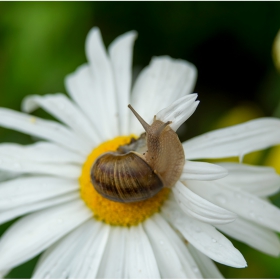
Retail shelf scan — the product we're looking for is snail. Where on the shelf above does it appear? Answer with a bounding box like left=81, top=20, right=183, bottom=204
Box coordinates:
left=90, top=104, right=185, bottom=203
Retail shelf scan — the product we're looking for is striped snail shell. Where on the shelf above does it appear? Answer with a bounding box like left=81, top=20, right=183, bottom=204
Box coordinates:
left=90, top=105, right=185, bottom=203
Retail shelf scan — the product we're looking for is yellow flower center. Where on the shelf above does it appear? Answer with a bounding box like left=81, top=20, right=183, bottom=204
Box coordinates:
left=79, top=135, right=170, bottom=227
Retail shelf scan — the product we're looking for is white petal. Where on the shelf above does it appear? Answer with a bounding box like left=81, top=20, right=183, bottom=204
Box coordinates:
left=162, top=199, right=247, bottom=268
left=22, top=94, right=101, bottom=146
left=187, top=244, right=224, bottom=279
left=130, top=56, right=197, bottom=135
left=0, top=142, right=84, bottom=164
left=156, top=94, right=199, bottom=132
left=180, top=160, right=228, bottom=181
left=85, top=27, right=118, bottom=138
left=183, top=117, right=280, bottom=161
left=0, top=108, right=89, bottom=155
left=0, top=170, right=20, bottom=182
left=97, top=227, right=127, bottom=278
left=147, top=214, right=203, bottom=278
left=217, top=162, right=280, bottom=197
left=0, top=153, right=80, bottom=179
left=144, top=217, right=188, bottom=278
left=69, top=222, right=110, bottom=278
left=126, top=224, right=160, bottom=279
left=0, top=176, right=78, bottom=210
left=187, top=180, right=280, bottom=232
left=65, top=64, right=106, bottom=141
left=0, top=192, right=78, bottom=225
left=109, top=31, right=137, bottom=136
left=33, top=219, right=100, bottom=279
left=0, top=200, right=91, bottom=271
left=217, top=217, right=280, bottom=257
left=0, top=269, right=10, bottom=278
left=174, top=181, right=236, bottom=224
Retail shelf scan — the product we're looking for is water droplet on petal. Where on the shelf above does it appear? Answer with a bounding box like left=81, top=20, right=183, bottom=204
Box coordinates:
left=212, top=238, right=217, bottom=243
left=249, top=211, right=256, bottom=219
left=192, top=266, right=199, bottom=273
left=216, top=194, right=227, bottom=204
left=257, top=215, right=263, bottom=221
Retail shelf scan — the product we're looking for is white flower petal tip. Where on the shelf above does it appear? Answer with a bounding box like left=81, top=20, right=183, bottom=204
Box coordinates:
left=217, top=217, right=280, bottom=257
left=108, top=30, right=137, bottom=136
left=108, top=31, right=138, bottom=53
left=21, top=96, right=38, bottom=113
left=180, top=160, right=228, bottom=181
left=82, top=27, right=119, bottom=139
left=130, top=56, right=197, bottom=135
left=183, top=117, right=280, bottom=160
left=174, top=182, right=236, bottom=225
left=21, top=94, right=101, bottom=146
left=187, top=244, right=224, bottom=279
left=0, top=269, right=10, bottom=278
left=0, top=107, right=89, bottom=155
left=156, top=94, right=200, bottom=131
left=162, top=201, right=247, bottom=268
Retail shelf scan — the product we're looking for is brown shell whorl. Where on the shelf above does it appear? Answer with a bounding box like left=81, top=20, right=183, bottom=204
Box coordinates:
left=91, top=152, right=164, bottom=203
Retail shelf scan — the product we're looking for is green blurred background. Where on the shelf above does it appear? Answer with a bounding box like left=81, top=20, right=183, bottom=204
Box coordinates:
left=1, top=2, right=280, bottom=278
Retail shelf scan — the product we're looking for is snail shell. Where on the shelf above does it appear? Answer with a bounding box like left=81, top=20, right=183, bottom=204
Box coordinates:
left=91, top=152, right=163, bottom=203
left=90, top=105, right=185, bottom=203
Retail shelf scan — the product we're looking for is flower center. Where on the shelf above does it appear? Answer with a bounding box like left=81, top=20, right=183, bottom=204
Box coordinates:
left=79, top=135, right=170, bottom=227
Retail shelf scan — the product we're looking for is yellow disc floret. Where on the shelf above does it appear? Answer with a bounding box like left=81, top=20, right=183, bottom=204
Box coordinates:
left=80, top=135, right=170, bottom=227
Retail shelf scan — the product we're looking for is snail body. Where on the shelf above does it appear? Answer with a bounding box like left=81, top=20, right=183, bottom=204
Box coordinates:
left=90, top=105, right=185, bottom=203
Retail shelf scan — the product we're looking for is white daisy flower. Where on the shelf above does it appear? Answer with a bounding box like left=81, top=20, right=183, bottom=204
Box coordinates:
left=0, top=27, right=280, bottom=279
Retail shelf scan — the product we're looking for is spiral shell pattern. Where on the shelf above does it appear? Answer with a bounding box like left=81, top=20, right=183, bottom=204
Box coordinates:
left=91, top=152, right=164, bottom=203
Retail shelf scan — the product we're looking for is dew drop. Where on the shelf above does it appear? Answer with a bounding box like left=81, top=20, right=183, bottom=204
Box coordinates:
left=192, top=266, right=199, bottom=273
left=249, top=211, right=256, bottom=219
left=257, top=215, right=263, bottom=221
left=216, top=194, right=227, bottom=204
left=212, top=238, right=217, bottom=243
